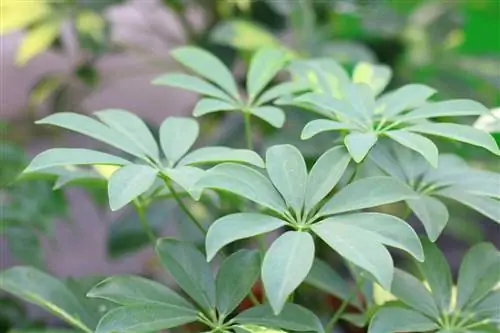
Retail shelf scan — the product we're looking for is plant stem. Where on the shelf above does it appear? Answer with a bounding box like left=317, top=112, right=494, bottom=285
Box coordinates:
left=325, top=285, right=358, bottom=332
left=248, top=290, right=260, bottom=305
left=163, top=178, right=207, bottom=235
left=133, top=199, right=156, bottom=244
left=243, top=111, right=253, bottom=150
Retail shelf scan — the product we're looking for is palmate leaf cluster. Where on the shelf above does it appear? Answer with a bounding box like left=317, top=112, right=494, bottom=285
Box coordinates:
left=1, top=46, right=499, bottom=333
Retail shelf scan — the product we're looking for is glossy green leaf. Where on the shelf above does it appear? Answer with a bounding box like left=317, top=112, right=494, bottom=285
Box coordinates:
left=159, top=117, right=199, bottom=166
left=385, top=130, right=439, bottom=167
left=301, top=119, right=354, bottom=140
left=205, top=213, right=286, bottom=261
left=197, top=163, right=287, bottom=213
left=178, top=146, right=264, bottom=167
left=36, top=113, right=147, bottom=158
left=0, top=267, right=93, bottom=332
left=163, top=166, right=204, bottom=200
left=409, top=123, right=500, bottom=155
left=95, top=304, right=198, bottom=333
left=377, top=84, right=436, bottom=117
left=305, top=146, right=351, bottom=210
left=152, top=73, right=234, bottom=102
left=24, top=148, right=130, bottom=173
left=249, top=106, right=285, bottom=128
left=396, top=99, right=489, bottom=123
left=193, top=98, right=238, bottom=117
left=437, top=188, right=500, bottom=223
left=344, top=132, right=378, bottom=162
left=94, top=109, right=159, bottom=161
left=247, top=48, right=289, bottom=102
left=216, top=250, right=260, bottom=315
left=418, top=239, right=453, bottom=313
left=156, top=238, right=216, bottom=311
left=262, top=231, right=315, bottom=314
left=406, top=196, right=449, bottom=241
left=369, top=307, right=439, bottom=333
left=319, top=176, right=416, bottom=216
left=234, top=303, right=324, bottom=333
left=312, top=222, right=393, bottom=289
left=391, top=269, right=440, bottom=318
left=256, top=81, right=309, bottom=105
left=171, top=46, right=240, bottom=100
left=352, top=62, right=392, bottom=96
left=108, top=164, right=158, bottom=211
left=266, top=145, right=307, bottom=213
left=87, top=275, right=195, bottom=310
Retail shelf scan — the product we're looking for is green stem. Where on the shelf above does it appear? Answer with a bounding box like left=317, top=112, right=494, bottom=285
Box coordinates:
left=163, top=178, right=207, bottom=235
left=325, top=283, right=360, bottom=332
left=243, top=111, right=254, bottom=150
left=133, top=199, right=155, bottom=244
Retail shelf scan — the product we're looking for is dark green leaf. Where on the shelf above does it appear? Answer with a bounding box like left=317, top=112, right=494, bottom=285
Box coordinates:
left=369, top=306, right=439, bottom=333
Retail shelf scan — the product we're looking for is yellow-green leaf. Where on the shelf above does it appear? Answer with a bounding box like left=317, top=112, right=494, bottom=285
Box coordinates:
left=16, top=19, right=60, bottom=65
left=1, top=1, right=50, bottom=34
left=76, top=10, right=105, bottom=41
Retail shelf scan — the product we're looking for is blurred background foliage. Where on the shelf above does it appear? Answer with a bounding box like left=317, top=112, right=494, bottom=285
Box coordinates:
left=0, top=0, right=499, bottom=332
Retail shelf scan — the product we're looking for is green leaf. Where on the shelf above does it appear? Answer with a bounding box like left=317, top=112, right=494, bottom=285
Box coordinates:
left=436, top=188, right=500, bottom=223
left=171, top=46, right=240, bottom=100
left=369, top=307, right=439, bottom=333
left=385, top=130, right=439, bottom=167
left=159, top=117, right=199, bottom=166
left=305, top=146, right=351, bottom=210
left=418, top=239, right=453, bottom=313
left=377, top=84, right=436, bottom=117
left=108, top=164, right=158, bottom=211
left=265, top=145, right=307, bottom=213
left=211, top=20, right=282, bottom=51
left=247, top=48, right=289, bottom=102
left=294, top=92, right=353, bottom=119
left=156, top=238, right=216, bottom=312
left=94, top=109, right=160, bottom=161
left=249, top=106, right=285, bottom=128
left=163, top=166, right=204, bottom=200
left=472, top=291, right=500, bottom=322
left=301, top=119, right=354, bottom=140
left=0, top=267, right=93, bottom=332
left=16, top=19, right=60, bottom=65
left=205, top=213, right=286, bottom=261
left=409, top=123, right=500, bottom=155
left=304, top=259, right=361, bottom=308
left=344, top=132, right=378, bottom=162
left=87, top=275, right=195, bottom=310
left=457, top=243, right=500, bottom=309
left=312, top=222, right=393, bottom=289
left=256, top=81, right=309, bottom=105
left=391, top=269, right=440, bottom=318
left=178, top=146, right=264, bottom=168
left=323, top=213, right=423, bottom=261
left=216, top=250, right=260, bottom=316
left=319, top=176, right=416, bottom=216
left=234, top=303, right=324, bottom=333
left=36, top=113, right=146, bottom=159
left=193, top=98, right=238, bottom=117
left=396, top=99, right=489, bottom=123
left=197, top=163, right=287, bottom=213
left=29, top=75, right=63, bottom=106
left=406, top=196, right=449, bottom=241
left=352, top=62, right=392, bottom=96
left=24, top=148, right=130, bottom=173
left=95, top=304, right=198, bottom=333
left=262, top=231, right=315, bottom=314
left=152, top=73, right=234, bottom=102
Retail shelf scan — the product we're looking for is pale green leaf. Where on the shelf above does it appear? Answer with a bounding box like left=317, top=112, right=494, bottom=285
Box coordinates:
left=152, top=73, right=234, bottom=102
left=205, top=213, right=286, bottom=261
left=247, top=48, right=289, bottom=102
left=343, top=83, right=375, bottom=121
left=24, top=148, right=130, bottom=173
left=352, top=62, right=391, bottom=96
left=369, top=307, right=439, bottom=333
left=159, top=117, right=199, bottom=166
left=16, top=19, right=60, bottom=65
left=319, top=176, right=416, bottom=216
left=163, top=166, right=204, bottom=200
left=216, top=250, right=260, bottom=315
left=344, top=132, right=378, bottom=162
left=396, top=99, right=489, bottom=123
left=409, top=123, right=500, bottom=155
left=301, top=119, right=354, bottom=140
left=94, top=109, right=160, bottom=161
left=474, top=108, right=500, bottom=133
left=108, top=164, right=158, bottom=211
left=156, top=238, right=216, bottom=312
left=377, top=84, right=436, bottom=117
left=178, top=146, right=264, bottom=168
left=256, top=81, right=310, bottom=105
left=312, top=222, right=393, bottom=289
left=171, top=46, right=240, bottom=100
left=266, top=145, right=307, bottom=213
left=305, top=146, right=351, bottom=210
left=95, top=304, right=198, bottom=333
left=386, top=130, right=439, bottom=167
left=437, top=188, right=500, bottom=223
left=294, top=92, right=354, bottom=120
left=249, top=106, right=285, bottom=128
left=211, top=20, right=281, bottom=52
left=193, top=98, right=238, bottom=117
left=262, top=231, right=315, bottom=314
left=197, top=163, right=287, bottom=213
left=406, top=196, right=449, bottom=241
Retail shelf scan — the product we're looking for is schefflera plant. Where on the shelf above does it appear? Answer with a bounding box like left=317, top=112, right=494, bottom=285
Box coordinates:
left=198, top=144, right=423, bottom=314
left=369, top=240, right=500, bottom=333
left=284, top=59, right=500, bottom=164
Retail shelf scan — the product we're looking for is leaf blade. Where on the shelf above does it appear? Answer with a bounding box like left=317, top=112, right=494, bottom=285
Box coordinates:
left=344, top=132, right=378, bottom=163
left=247, top=48, right=289, bottom=102
left=159, top=117, right=199, bottom=166
left=178, top=146, right=264, bottom=168
left=385, top=130, right=439, bottom=168
left=249, top=106, right=285, bottom=128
